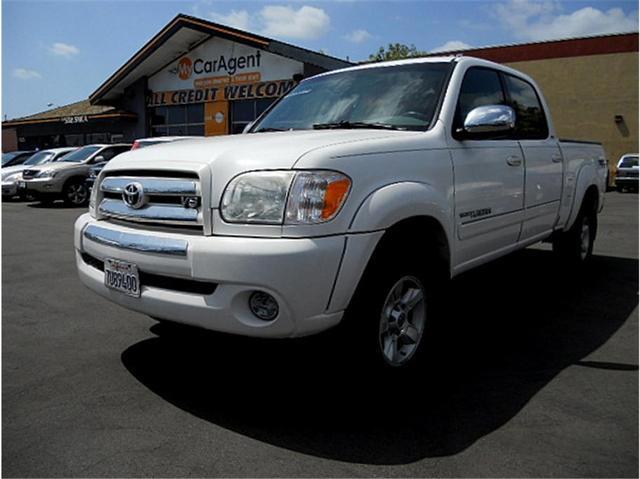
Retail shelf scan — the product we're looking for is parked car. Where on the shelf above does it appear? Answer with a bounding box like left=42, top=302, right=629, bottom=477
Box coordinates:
left=22, top=144, right=131, bottom=206
left=131, top=136, right=201, bottom=150
left=2, top=147, right=77, bottom=199
left=615, top=153, right=638, bottom=192
left=2, top=150, right=36, bottom=168
left=86, top=136, right=200, bottom=190
left=75, top=56, right=607, bottom=369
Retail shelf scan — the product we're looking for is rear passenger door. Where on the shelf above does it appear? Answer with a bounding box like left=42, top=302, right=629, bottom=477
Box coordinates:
left=450, top=67, right=525, bottom=268
left=503, top=74, right=562, bottom=241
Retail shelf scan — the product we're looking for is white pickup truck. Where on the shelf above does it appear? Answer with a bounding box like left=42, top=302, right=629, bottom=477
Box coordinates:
left=74, top=56, right=607, bottom=368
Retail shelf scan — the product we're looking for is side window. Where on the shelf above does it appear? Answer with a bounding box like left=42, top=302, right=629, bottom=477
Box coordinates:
left=454, top=68, right=505, bottom=134
left=99, top=149, right=117, bottom=162
left=504, top=75, right=548, bottom=140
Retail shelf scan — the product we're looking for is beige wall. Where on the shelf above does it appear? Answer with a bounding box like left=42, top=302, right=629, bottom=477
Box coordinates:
left=506, top=52, right=639, bottom=178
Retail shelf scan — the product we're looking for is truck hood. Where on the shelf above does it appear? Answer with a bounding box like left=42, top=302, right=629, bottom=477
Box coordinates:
left=103, top=129, right=409, bottom=204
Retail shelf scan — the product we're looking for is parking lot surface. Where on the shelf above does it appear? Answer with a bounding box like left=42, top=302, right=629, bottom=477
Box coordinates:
left=2, top=193, right=638, bottom=477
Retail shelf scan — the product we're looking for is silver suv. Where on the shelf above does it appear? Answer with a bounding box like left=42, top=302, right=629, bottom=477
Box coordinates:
left=22, top=144, right=131, bottom=206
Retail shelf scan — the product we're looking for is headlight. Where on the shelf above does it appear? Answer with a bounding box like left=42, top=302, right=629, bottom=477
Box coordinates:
left=221, top=171, right=294, bottom=224
left=2, top=172, right=21, bottom=182
left=220, top=170, right=351, bottom=225
left=89, top=179, right=98, bottom=217
left=35, top=170, right=56, bottom=179
left=285, top=171, right=351, bottom=224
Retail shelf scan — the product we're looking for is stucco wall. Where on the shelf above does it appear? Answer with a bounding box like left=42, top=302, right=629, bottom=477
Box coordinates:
left=506, top=52, right=639, bottom=175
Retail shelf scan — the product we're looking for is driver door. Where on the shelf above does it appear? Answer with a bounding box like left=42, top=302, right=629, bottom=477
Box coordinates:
left=449, top=67, right=525, bottom=270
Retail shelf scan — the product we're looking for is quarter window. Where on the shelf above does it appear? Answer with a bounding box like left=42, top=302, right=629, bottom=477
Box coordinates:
left=503, top=75, right=548, bottom=139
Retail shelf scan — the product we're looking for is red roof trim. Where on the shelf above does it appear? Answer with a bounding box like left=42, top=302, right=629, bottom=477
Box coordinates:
left=432, top=32, right=638, bottom=63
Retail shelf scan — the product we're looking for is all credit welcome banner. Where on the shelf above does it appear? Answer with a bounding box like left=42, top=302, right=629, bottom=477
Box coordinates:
left=147, top=79, right=296, bottom=107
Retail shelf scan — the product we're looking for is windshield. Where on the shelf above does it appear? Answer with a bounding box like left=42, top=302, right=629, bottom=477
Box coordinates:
left=2, top=152, right=27, bottom=166
left=253, top=62, right=451, bottom=132
left=61, top=146, right=101, bottom=163
left=620, top=156, right=639, bottom=168
left=24, top=151, right=55, bottom=166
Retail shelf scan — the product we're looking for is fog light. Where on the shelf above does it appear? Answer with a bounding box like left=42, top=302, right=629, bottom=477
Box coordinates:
left=249, top=291, right=279, bottom=321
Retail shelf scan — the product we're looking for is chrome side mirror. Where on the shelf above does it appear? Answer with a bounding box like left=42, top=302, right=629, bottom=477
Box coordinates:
left=242, top=121, right=255, bottom=134
left=463, top=105, right=516, bottom=135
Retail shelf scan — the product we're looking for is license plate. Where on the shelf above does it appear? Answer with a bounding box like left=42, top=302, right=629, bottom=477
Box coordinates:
left=104, top=258, right=141, bottom=297
left=17, top=181, right=26, bottom=189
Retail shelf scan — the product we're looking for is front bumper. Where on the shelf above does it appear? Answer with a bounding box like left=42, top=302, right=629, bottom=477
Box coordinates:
left=74, top=214, right=349, bottom=338
left=615, top=177, right=638, bottom=187
left=2, top=181, right=18, bottom=197
left=23, top=177, right=63, bottom=194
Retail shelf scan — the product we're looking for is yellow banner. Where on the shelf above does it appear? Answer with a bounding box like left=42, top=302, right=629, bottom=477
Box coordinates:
left=147, top=79, right=296, bottom=107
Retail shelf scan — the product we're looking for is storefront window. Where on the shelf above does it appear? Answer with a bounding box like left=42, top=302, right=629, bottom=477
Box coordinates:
left=65, top=134, right=84, bottom=146
left=151, top=104, right=204, bottom=137
left=231, top=98, right=275, bottom=134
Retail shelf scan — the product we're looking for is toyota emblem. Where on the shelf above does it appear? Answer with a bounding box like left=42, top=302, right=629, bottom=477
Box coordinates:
left=122, top=182, right=145, bottom=209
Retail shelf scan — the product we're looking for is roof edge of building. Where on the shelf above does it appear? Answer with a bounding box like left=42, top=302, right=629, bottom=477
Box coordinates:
left=89, top=13, right=352, bottom=105
left=418, top=31, right=638, bottom=64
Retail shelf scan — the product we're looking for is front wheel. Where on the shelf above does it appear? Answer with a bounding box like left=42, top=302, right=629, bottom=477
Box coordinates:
left=63, top=180, right=89, bottom=207
left=378, top=275, right=428, bottom=367
left=341, top=247, right=438, bottom=370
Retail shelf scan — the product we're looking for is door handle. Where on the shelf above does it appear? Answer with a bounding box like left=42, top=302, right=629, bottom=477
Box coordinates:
left=552, top=154, right=563, bottom=163
left=506, top=156, right=522, bottom=167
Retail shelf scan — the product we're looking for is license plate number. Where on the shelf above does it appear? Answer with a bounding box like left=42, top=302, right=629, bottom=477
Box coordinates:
left=104, top=258, right=140, bottom=297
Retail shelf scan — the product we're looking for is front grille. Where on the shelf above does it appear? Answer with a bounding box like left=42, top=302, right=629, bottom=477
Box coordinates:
left=22, top=170, right=39, bottom=179
left=97, top=172, right=205, bottom=232
left=81, top=253, right=218, bottom=295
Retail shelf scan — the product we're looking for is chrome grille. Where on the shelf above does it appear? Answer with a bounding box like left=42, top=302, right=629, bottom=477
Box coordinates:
left=98, top=174, right=205, bottom=231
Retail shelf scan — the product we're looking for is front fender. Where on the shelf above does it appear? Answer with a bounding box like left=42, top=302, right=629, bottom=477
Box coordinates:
left=348, top=181, right=452, bottom=238
left=327, top=182, right=452, bottom=313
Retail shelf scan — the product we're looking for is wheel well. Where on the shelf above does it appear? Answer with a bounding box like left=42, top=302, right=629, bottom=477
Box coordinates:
left=63, top=176, right=86, bottom=190
left=582, top=185, right=599, bottom=215
left=372, top=216, right=451, bottom=279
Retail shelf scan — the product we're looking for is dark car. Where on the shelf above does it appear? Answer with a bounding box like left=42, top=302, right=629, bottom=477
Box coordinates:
left=615, top=154, right=639, bottom=192
left=2, top=150, right=36, bottom=168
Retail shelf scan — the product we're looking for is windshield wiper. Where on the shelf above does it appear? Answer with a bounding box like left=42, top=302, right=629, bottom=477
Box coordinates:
left=313, top=121, right=403, bottom=131
left=254, top=127, right=287, bottom=133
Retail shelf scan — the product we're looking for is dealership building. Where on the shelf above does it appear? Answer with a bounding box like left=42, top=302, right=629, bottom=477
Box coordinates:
left=2, top=15, right=637, bottom=174
left=2, top=14, right=350, bottom=150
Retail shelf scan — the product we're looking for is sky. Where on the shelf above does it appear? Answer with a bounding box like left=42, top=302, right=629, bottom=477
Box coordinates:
left=2, top=0, right=638, bottom=119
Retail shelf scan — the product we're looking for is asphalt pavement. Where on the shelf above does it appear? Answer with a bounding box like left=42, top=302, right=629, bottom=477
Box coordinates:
left=2, top=193, right=638, bottom=477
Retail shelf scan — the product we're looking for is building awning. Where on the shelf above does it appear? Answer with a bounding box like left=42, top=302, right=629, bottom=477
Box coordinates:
left=2, top=100, right=136, bottom=127
left=89, top=13, right=352, bottom=105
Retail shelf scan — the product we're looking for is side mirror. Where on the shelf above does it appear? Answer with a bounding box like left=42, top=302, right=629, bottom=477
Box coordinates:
left=91, top=155, right=105, bottom=164
left=242, top=121, right=255, bottom=134
left=462, top=105, right=515, bottom=135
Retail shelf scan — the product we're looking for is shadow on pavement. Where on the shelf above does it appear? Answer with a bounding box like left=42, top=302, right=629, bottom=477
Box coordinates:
left=121, top=249, right=638, bottom=465
left=26, top=201, right=84, bottom=209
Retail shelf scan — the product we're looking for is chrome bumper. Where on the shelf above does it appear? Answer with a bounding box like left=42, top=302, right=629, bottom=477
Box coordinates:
left=83, top=223, right=188, bottom=256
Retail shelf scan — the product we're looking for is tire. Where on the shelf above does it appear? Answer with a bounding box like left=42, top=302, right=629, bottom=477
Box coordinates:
left=63, top=180, right=89, bottom=207
left=341, top=241, right=439, bottom=370
left=552, top=206, right=597, bottom=266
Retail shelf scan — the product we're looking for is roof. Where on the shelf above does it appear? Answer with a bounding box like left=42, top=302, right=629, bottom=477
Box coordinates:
left=90, top=13, right=352, bottom=104
left=420, top=31, right=638, bottom=63
left=3, top=99, right=137, bottom=127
